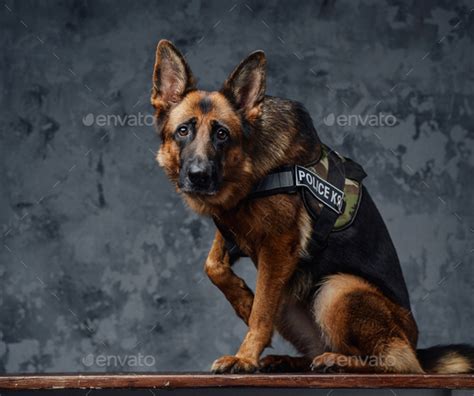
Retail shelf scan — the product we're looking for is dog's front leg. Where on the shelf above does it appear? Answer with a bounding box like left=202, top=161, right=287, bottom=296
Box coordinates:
left=205, top=230, right=254, bottom=325
left=211, top=240, right=298, bottom=373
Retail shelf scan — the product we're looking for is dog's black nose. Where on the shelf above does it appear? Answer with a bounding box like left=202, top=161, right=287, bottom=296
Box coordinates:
left=187, top=163, right=212, bottom=188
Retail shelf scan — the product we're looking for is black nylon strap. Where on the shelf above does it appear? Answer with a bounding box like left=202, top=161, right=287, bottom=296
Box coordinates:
left=213, top=219, right=245, bottom=260
left=248, top=165, right=296, bottom=199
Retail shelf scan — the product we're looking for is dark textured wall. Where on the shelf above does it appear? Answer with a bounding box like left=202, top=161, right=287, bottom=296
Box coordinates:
left=0, top=0, right=473, bottom=373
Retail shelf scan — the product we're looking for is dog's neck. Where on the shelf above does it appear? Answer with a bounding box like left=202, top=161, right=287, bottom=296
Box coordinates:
left=250, top=96, right=322, bottom=178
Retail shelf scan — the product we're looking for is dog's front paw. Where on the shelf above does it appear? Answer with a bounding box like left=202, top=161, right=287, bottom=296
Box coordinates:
left=211, top=355, right=257, bottom=374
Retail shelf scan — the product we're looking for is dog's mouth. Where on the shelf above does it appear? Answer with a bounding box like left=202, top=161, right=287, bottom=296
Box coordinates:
left=178, top=181, right=219, bottom=197
left=181, top=187, right=218, bottom=196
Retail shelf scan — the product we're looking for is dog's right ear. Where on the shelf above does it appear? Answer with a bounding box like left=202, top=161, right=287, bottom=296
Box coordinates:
left=151, top=40, right=196, bottom=111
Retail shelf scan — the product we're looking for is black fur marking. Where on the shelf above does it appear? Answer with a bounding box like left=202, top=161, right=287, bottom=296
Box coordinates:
left=198, top=96, right=213, bottom=114
left=291, top=101, right=320, bottom=144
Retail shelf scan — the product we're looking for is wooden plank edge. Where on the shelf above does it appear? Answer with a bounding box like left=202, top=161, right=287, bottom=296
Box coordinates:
left=0, top=374, right=473, bottom=390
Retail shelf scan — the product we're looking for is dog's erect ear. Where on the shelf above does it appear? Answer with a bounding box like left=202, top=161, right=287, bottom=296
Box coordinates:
left=151, top=40, right=196, bottom=110
left=222, top=50, right=266, bottom=118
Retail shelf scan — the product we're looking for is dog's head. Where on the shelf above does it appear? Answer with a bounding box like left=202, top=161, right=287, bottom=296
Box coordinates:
left=151, top=40, right=266, bottom=213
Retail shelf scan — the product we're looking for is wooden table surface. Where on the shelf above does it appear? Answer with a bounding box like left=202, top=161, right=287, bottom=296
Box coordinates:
left=0, top=373, right=473, bottom=390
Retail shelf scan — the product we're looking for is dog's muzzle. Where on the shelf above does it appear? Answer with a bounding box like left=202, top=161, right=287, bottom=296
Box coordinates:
left=180, top=159, right=218, bottom=195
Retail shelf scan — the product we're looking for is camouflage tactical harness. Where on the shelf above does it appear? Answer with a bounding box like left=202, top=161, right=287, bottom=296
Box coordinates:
left=214, top=145, right=367, bottom=258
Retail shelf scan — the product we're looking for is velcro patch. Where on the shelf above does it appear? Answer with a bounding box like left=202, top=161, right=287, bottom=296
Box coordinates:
left=295, top=165, right=344, bottom=214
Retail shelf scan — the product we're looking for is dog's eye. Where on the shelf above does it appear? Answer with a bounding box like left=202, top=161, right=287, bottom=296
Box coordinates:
left=216, top=128, right=229, bottom=141
left=177, top=125, right=189, bottom=137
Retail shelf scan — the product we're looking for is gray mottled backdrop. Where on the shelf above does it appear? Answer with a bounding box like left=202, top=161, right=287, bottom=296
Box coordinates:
left=0, top=0, right=473, bottom=373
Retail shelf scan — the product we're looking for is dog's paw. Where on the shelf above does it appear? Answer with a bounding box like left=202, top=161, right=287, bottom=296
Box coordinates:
left=310, top=352, right=345, bottom=373
left=259, top=355, right=310, bottom=373
left=211, top=355, right=257, bottom=374
left=259, top=355, right=290, bottom=373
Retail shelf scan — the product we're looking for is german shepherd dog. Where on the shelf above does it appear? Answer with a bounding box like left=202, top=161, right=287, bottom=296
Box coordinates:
left=151, top=40, right=473, bottom=374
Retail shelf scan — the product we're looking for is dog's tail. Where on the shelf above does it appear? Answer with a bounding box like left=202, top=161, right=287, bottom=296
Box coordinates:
left=417, top=344, right=474, bottom=373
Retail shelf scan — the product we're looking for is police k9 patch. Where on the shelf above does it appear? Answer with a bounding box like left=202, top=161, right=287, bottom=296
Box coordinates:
left=295, top=165, right=344, bottom=214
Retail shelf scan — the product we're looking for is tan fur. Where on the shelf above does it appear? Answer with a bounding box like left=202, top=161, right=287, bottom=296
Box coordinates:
left=311, top=274, right=422, bottom=373
left=432, top=352, right=472, bottom=374
left=298, top=209, right=313, bottom=259
left=204, top=231, right=254, bottom=324
left=313, top=274, right=376, bottom=351
left=384, top=339, right=424, bottom=373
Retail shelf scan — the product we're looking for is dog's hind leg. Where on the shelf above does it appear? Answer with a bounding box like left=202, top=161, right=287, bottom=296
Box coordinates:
left=311, top=273, right=423, bottom=373
left=310, top=340, right=421, bottom=373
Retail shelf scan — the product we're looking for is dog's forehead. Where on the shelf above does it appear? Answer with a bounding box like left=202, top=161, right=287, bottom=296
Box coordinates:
left=167, top=91, right=238, bottom=128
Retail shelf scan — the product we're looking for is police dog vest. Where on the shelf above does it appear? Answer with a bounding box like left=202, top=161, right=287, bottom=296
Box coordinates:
left=214, top=145, right=366, bottom=257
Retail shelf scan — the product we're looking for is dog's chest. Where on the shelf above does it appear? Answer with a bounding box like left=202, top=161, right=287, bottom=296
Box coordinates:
left=217, top=194, right=304, bottom=260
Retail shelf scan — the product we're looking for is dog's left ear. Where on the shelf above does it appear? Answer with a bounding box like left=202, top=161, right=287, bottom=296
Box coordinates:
left=151, top=40, right=196, bottom=111
left=222, top=50, right=266, bottom=119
